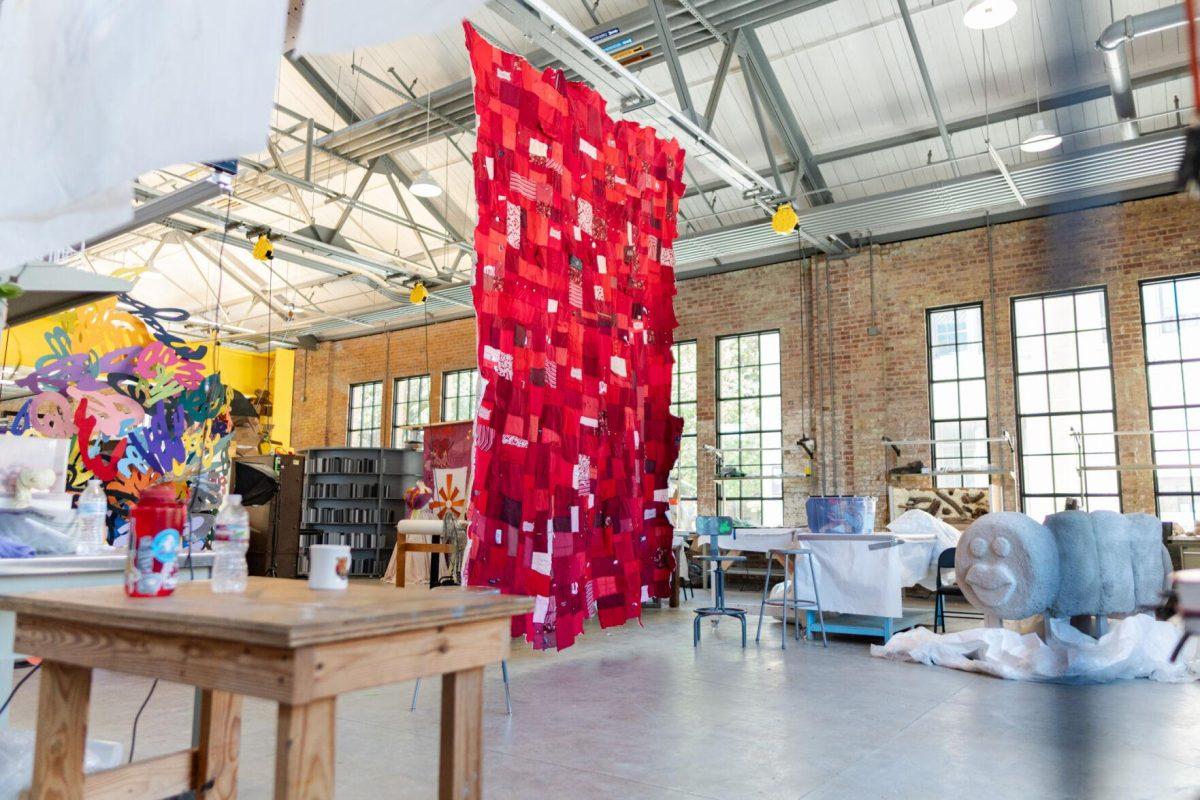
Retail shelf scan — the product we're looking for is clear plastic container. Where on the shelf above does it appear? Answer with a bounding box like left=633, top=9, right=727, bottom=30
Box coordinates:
left=211, top=494, right=250, bottom=593
left=75, top=479, right=108, bottom=554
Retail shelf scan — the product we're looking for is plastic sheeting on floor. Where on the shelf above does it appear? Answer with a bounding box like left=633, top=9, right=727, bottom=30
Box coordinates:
left=870, top=614, right=1200, bottom=684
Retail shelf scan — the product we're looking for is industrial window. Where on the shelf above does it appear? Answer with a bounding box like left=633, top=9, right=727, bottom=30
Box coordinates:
left=716, top=330, right=783, bottom=527
left=1012, top=288, right=1119, bottom=520
left=392, top=375, right=430, bottom=446
left=1141, top=274, right=1200, bottom=529
left=441, top=368, right=478, bottom=423
left=670, top=341, right=698, bottom=531
left=346, top=381, right=383, bottom=448
left=927, top=303, right=989, bottom=488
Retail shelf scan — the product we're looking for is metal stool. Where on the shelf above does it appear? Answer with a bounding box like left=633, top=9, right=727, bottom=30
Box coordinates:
left=756, top=548, right=827, bottom=649
left=692, top=553, right=748, bottom=647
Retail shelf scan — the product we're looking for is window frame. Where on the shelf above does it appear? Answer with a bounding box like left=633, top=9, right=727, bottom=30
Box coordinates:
left=392, top=374, right=431, bottom=446
left=1010, top=286, right=1121, bottom=516
left=1139, top=272, right=1200, bottom=528
left=441, top=368, right=479, bottom=423
left=670, top=340, right=699, bottom=530
left=925, top=302, right=990, bottom=488
left=346, top=380, right=383, bottom=448
left=714, top=330, right=784, bottom=527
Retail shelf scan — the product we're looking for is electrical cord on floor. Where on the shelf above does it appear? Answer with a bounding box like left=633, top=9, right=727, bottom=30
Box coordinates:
left=0, top=662, right=41, bottom=718
left=127, top=679, right=159, bottom=763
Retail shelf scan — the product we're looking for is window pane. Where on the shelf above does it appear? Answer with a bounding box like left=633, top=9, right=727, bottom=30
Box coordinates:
left=1045, top=332, right=1078, bottom=370
left=929, top=310, right=957, bottom=346
left=715, top=331, right=782, bottom=525
left=927, top=304, right=989, bottom=485
left=1044, top=295, right=1075, bottom=333
left=1014, top=299, right=1044, bottom=336
left=1075, top=291, right=1106, bottom=329
left=931, top=345, right=958, bottom=380
left=1015, top=336, right=1046, bottom=373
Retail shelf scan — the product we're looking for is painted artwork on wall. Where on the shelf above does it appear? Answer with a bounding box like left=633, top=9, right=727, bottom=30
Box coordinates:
left=6, top=296, right=232, bottom=543
left=462, top=24, right=684, bottom=650
left=423, top=421, right=473, bottom=521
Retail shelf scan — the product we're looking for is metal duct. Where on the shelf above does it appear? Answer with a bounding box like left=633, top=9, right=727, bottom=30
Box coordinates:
left=1097, top=4, right=1189, bottom=140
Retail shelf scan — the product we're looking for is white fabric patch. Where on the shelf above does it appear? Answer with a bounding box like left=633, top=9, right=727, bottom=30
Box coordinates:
left=506, top=202, right=521, bottom=248
left=501, top=434, right=529, bottom=448
left=533, top=594, right=549, bottom=623
left=531, top=551, right=551, bottom=576
left=610, top=356, right=627, bottom=377
left=570, top=367, right=582, bottom=381
left=594, top=285, right=605, bottom=302
left=483, top=345, right=513, bottom=380
left=579, top=139, right=598, bottom=159
left=597, top=255, right=607, bottom=274
left=547, top=298, right=559, bottom=313
left=497, top=68, right=512, bottom=80
left=577, top=198, right=593, bottom=235
left=485, top=156, right=495, bottom=180
left=654, top=488, right=670, bottom=503
left=580, top=416, right=598, bottom=428
left=529, top=138, right=548, bottom=158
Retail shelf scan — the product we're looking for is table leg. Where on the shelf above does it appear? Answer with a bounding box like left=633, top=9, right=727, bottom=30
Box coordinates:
left=30, top=660, right=92, bottom=800
left=275, top=697, right=335, bottom=800
left=195, top=690, right=243, bottom=799
left=438, top=667, right=484, bottom=800
left=0, top=609, right=14, bottom=729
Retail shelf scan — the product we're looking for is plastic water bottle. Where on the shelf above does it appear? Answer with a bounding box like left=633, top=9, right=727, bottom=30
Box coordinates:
left=212, top=494, right=250, bottom=593
left=75, top=479, right=108, bottom=554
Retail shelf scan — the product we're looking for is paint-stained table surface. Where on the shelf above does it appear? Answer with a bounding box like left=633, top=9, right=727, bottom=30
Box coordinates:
left=6, top=578, right=531, bottom=799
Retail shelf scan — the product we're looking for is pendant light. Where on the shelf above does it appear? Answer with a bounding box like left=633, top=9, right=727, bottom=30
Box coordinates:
left=963, top=0, right=1017, bottom=30
left=1020, top=2, right=1063, bottom=153
left=410, top=83, right=443, bottom=198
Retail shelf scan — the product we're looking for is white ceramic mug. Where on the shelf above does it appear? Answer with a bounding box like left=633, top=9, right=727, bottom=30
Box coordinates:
left=308, top=544, right=351, bottom=590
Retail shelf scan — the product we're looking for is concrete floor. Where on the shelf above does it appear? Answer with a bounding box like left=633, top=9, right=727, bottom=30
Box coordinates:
left=7, top=591, right=1200, bottom=799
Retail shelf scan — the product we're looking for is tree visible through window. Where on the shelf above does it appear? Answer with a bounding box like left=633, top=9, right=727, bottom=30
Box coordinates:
left=347, top=381, right=382, bottom=447
left=927, top=304, right=989, bottom=488
left=441, top=368, right=478, bottom=423
left=1013, top=288, right=1119, bottom=519
left=716, top=331, right=783, bottom=527
left=1142, top=274, right=1200, bottom=529
left=393, top=375, right=430, bottom=446
left=670, top=341, right=698, bottom=531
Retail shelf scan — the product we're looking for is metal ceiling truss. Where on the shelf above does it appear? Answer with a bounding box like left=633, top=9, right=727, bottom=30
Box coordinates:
left=894, top=0, right=959, bottom=178
left=673, top=131, right=1185, bottom=267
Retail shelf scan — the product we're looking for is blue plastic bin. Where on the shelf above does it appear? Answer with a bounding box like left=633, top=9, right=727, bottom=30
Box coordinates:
left=805, top=496, right=877, bottom=534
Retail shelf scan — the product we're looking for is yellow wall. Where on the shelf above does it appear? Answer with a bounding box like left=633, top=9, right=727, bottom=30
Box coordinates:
left=2, top=307, right=295, bottom=448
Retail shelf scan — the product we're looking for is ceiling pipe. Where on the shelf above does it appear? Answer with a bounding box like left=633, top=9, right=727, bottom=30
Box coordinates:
left=1097, top=4, right=1190, bottom=140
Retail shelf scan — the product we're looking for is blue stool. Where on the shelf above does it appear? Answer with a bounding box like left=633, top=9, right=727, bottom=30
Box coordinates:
left=757, top=548, right=827, bottom=648
left=692, top=515, right=748, bottom=647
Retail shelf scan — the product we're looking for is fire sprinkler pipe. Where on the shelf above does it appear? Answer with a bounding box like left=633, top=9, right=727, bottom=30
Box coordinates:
left=1097, top=4, right=1191, bottom=140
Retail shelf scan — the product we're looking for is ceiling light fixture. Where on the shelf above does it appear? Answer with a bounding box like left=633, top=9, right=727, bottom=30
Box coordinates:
left=1021, top=119, right=1063, bottom=153
left=410, top=79, right=443, bottom=199
left=409, top=169, right=442, bottom=198
left=1020, top=3, right=1062, bottom=154
left=963, top=0, right=1017, bottom=30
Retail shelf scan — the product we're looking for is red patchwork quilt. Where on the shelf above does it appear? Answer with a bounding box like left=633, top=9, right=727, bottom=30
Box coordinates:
left=463, top=23, right=684, bottom=650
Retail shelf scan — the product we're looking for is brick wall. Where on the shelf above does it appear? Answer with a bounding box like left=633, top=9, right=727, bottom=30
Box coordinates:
left=291, top=194, right=1200, bottom=520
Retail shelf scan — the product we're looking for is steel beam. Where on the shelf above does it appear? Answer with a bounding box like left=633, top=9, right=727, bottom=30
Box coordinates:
left=737, top=28, right=832, bottom=205
left=703, top=29, right=739, bottom=133
left=739, top=54, right=786, bottom=194
left=648, top=0, right=698, bottom=123
left=895, top=0, right=959, bottom=177
left=78, top=172, right=228, bottom=250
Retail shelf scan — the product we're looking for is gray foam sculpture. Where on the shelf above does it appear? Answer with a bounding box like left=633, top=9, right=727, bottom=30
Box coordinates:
left=956, top=511, right=1171, bottom=625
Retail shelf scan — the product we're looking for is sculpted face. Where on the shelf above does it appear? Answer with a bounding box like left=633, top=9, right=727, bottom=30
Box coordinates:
left=956, top=512, right=1060, bottom=621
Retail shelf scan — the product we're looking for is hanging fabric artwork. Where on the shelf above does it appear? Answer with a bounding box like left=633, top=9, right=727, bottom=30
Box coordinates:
left=463, top=24, right=684, bottom=650
left=423, top=421, right=473, bottom=521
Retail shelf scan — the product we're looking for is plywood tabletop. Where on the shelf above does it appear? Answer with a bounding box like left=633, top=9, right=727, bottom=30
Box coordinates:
left=0, top=577, right=533, bottom=648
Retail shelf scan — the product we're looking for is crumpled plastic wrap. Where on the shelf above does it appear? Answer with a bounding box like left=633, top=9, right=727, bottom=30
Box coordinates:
left=870, top=613, right=1200, bottom=684
left=0, top=510, right=77, bottom=555
left=0, top=729, right=122, bottom=799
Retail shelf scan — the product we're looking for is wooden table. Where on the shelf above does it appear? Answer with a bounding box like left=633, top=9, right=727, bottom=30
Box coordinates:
left=0, top=577, right=531, bottom=800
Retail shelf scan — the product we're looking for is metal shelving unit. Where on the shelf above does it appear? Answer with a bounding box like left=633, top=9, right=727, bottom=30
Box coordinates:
left=299, top=447, right=422, bottom=577
left=1071, top=428, right=1200, bottom=512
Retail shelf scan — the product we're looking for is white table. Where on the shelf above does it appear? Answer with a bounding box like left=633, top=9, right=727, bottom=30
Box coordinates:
left=0, top=551, right=214, bottom=727
left=715, top=528, right=941, bottom=642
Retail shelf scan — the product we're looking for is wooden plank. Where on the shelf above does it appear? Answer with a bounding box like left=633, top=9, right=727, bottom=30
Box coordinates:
left=0, top=579, right=532, bottom=648
left=15, top=616, right=298, bottom=703
left=83, top=750, right=195, bottom=800
left=30, top=661, right=91, bottom=800
left=438, top=667, right=484, bottom=800
left=195, top=690, right=242, bottom=798
left=298, top=618, right=508, bottom=703
left=275, top=698, right=335, bottom=800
